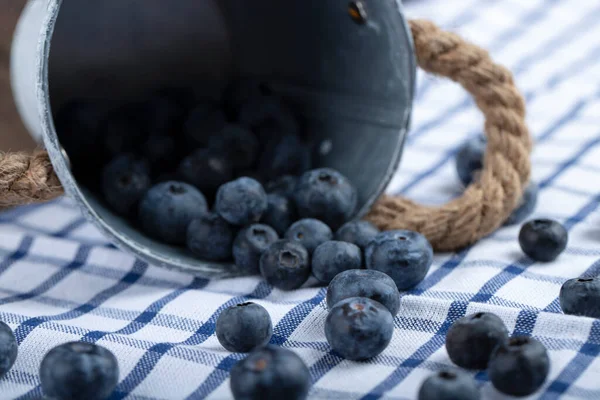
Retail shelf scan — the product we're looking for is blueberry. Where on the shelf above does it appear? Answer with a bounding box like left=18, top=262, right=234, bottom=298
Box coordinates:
left=101, top=154, right=151, bottom=217
left=216, top=302, right=273, bottom=353
left=260, top=194, right=297, bottom=236
left=488, top=336, right=550, bottom=397
left=455, top=135, right=486, bottom=186
left=445, top=312, right=508, bottom=370
left=312, top=241, right=362, bottom=284
left=325, top=297, right=393, bottom=360
left=40, top=342, right=119, bottom=400
left=294, top=168, right=357, bottom=230
left=0, top=321, right=17, bottom=379
left=259, top=135, right=311, bottom=181
left=265, top=175, right=298, bottom=200
left=209, top=124, right=260, bottom=170
left=138, top=181, right=208, bottom=244
left=230, top=345, right=310, bottom=400
left=259, top=240, right=311, bottom=290
left=233, top=224, right=279, bottom=275
left=326, top=269, right=400, bottom=316
left=238, top=97, right=300, bottom=137
left=365, top=230, right=433, bottom=290
left=418, top=369, right=480, bottom=400
left=141, top=134, right=179, bottom=173
left=285, top=219, right=333, bottom=254
left=504, top=183, right=539, bottom=226
left=224, top=78, right=272, bottom=119
left=177, top=148, right=234, bottom=197
left=187, top=213, right=236, bottom=261
left=101, top=108, right=146, bottom=158
left=519, top=219, right=568, bottom=262
left=183, top=103, right=227, bottom=148
left=216, top=177, right=268, bottom=225
left=560, top=277, right=600, bottom=318
left=335, top=220, right=380, bottom=251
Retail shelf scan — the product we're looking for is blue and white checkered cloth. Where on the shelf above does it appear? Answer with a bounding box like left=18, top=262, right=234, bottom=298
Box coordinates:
left=2, top=0, right=600, bottom=398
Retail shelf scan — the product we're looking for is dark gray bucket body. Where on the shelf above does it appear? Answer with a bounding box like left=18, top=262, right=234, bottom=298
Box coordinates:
left=11, top=0, right=416, bottom=277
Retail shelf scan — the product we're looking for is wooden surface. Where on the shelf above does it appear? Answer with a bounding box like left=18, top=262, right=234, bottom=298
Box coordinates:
left=0, top=0, right=36, bottom=151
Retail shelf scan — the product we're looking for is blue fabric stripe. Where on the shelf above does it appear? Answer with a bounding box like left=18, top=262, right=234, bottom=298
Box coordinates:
left=184, top=288, right=327, bottom=399
left=110, top=281, right=273, bottom=399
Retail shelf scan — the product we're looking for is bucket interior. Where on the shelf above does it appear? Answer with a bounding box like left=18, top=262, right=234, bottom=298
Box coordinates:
left=46, top=0, right=415, bottom=275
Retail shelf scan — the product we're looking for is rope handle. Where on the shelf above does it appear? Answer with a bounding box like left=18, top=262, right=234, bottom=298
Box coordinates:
left=0, top=20, right=531, bottom=252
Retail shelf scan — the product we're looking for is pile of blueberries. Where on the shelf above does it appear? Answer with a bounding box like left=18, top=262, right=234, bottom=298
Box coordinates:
left=0, top=85, right=592, bottom=399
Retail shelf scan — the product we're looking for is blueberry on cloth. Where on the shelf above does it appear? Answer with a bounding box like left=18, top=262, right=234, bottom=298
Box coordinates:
left=312, top=241, right=362, bottom=284
left=418, top=369, right=480, bottom=400
left=230, top=345, right=310, bottom=400
left=208, top=124, right=260, bottom=170
left=216, top=302, right=273, bottom=353
left=265, top=175, right=298, bottom=200
left=258, top=134, right=311, bottom=181
left=284, top=218, right=333, bottom=254
left=40, top=342, right=119, bottom=400
left=326, top=269, right=400, bottom=316
left=325, top=297, right=394, bottom=360
left=183, top=103, right=227, bottom=148
left=455, top=135, right=486, bottom=186
left=259, top=240, right=311, bottom=291
left=488, top=336, right=550, bottom=397
left=0, top=321, right=17, bottom=379
left=293, top=168, right=358, bottom=230
left=365, top=230, right=433, bottom=290
left=445, top=312, right=508, bottom=370
left=138, top=181, right=207, bottom=244
left=335, top=220, right=380, bottom=251
left=177, top=148, right=234, bottom=197
left=504, top=183, right=539, bottom=226
left=102, top=154, right=151, bottom=217
left=560, top=277, right=600, bottom=318
left=260, top=194, right=297, bottom=236
left=187, top=213, right=236, bottom=261
left=216, top=177, right=268, bottom=226
left=519, top=218, right=568, bottom=262
left=233, top=224, right=279, bottom=275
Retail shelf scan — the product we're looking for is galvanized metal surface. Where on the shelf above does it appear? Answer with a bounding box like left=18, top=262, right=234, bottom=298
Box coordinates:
left=12, top=0, right=416, bottom=277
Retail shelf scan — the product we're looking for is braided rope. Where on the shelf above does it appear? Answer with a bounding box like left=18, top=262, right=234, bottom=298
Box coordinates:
left=366, top=20, right=532, bottom=251
left=0, top=20, right=531, bottom=251
left=0, top=150, right=63, bottom=207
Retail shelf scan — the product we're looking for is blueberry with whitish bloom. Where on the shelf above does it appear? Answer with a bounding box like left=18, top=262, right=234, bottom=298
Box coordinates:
left=138, top=181, right=207, bottom=244
left=325, top=297, right=394, bottom=360
left=293, top=168, right=357, bottom=230
left=365, top=230, right=433, bottom=290
left=215, top=177, right=268, bottom=226
left=230, top=345, right=310, bottom=400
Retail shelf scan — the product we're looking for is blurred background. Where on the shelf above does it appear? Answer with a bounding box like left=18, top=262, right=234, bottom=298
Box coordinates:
left=0, top=0, right=35, bottom=151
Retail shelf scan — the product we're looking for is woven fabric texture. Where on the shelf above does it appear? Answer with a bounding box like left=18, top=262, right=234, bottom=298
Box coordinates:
left=1, top=0, right=599, bottom=398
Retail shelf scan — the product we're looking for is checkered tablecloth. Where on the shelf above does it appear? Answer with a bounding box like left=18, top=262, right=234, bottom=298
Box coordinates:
left=1, top=0, right=600, bottom=398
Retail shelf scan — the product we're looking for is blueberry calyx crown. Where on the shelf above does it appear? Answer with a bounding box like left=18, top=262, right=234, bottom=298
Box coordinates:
left=279, top=251, right=299, bottom=268
left=438, top=371, right=457, bottom=380
left=168, top=183, right=186, bottom=195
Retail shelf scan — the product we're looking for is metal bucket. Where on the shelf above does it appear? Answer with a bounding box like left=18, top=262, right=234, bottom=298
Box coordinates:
left=11, top=0, right=416, bottom=278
